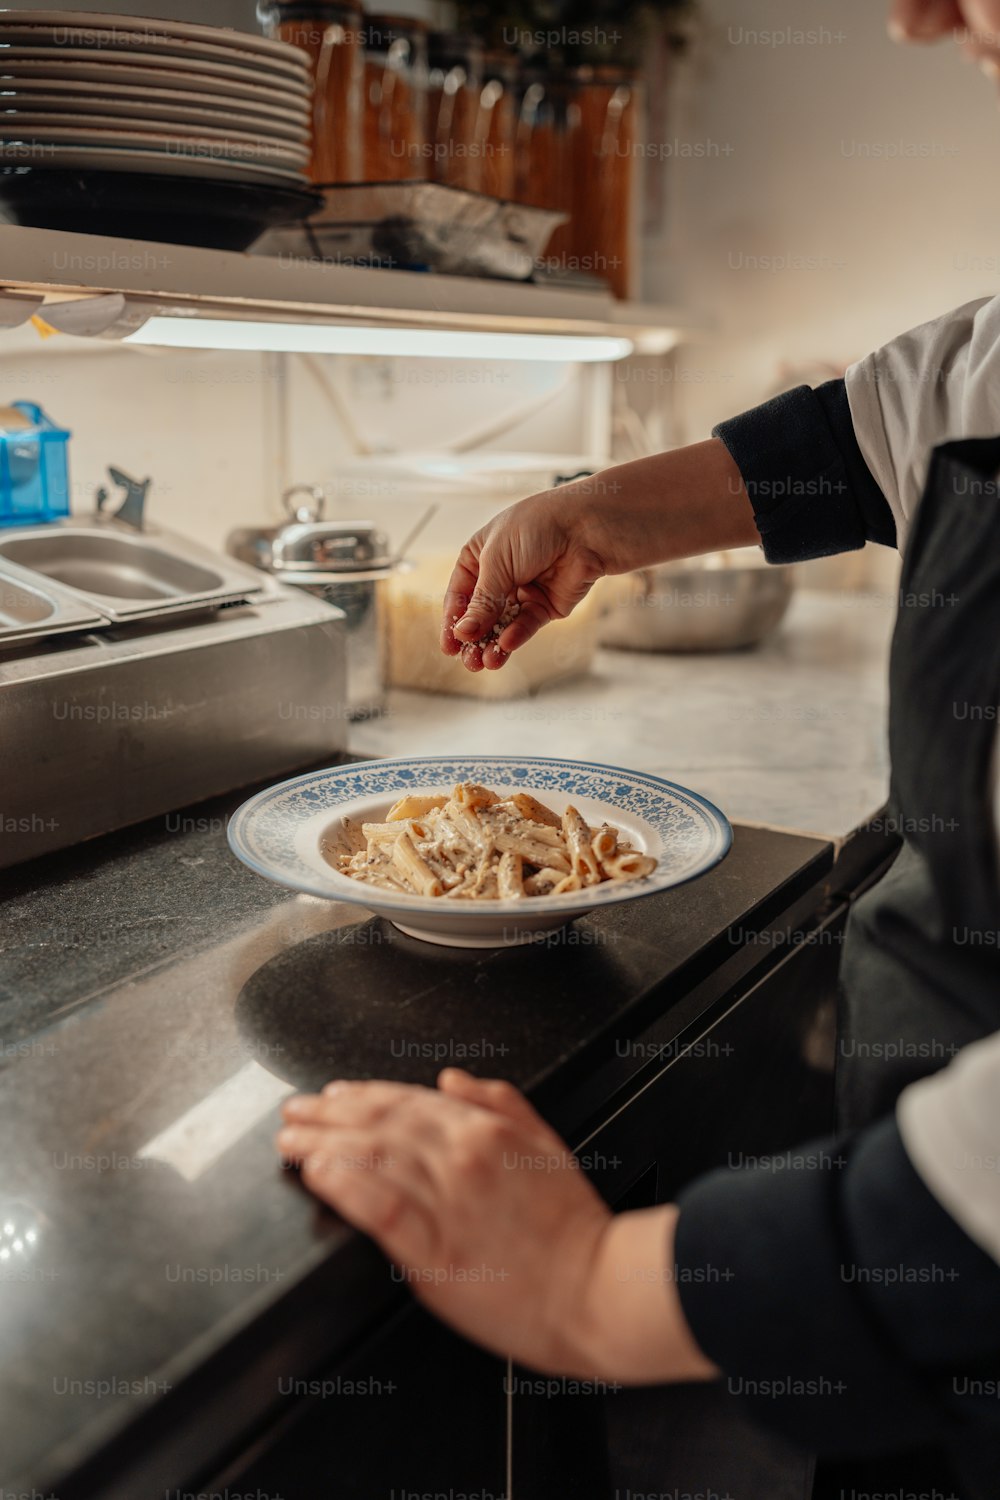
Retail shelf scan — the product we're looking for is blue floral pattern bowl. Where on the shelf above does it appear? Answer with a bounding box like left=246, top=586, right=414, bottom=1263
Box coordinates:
left=228, top=755, right=732, bottom=948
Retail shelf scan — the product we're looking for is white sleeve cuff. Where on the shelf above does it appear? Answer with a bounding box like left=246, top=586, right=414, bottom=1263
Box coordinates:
left=844, top=293, right=998, bottom=550
left=897, top=1029, right=1000, bottom=1268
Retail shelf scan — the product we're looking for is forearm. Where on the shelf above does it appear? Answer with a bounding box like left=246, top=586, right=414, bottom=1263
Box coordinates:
left=571, top=1205, right=719, bottom=1385
left=550, top=372, right=902, bottom=579
left=553, top=439, right=759, bottom=577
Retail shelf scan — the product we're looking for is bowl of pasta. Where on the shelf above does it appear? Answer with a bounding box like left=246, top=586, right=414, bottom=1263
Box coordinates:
left=228, top=755, right=732, bottom=948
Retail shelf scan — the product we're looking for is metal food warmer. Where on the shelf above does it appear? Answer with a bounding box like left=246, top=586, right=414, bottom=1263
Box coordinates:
left=0, top=473, right=348, bottom=869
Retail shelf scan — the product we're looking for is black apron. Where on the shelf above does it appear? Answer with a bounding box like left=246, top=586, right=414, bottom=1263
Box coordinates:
left=820, top=436, right=1000, bottom=1500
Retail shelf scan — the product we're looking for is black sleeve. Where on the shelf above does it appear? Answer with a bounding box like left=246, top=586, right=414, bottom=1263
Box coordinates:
left=673, top=1117, right=1000, bottom=1457
left=712, top=378, right=897, bottom=564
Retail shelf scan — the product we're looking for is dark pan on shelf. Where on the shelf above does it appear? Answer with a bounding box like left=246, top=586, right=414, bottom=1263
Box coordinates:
left=0, top=165, right=322, bottom=251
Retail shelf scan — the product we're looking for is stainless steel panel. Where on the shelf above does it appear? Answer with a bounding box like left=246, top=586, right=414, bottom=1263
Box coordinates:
left=0, top=555, right=108, bottom=642
left=0, top=522, right=266, bottom=623
left=0, top=589, right=348, bottom=869
left=226, top=520, right=392, bottom=721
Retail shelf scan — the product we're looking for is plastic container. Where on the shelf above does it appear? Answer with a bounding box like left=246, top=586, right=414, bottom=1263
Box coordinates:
left=327, top=453, right=611, bottom=700
left=0, top=402, right=70, bottom=527
left=386, top=552, right=606, bottom=700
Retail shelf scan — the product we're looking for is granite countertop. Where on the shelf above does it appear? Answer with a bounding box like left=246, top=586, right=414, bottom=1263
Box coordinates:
left=352, top=590, right=896, bottom=842
left=0, top=789, right=840, bottom=1498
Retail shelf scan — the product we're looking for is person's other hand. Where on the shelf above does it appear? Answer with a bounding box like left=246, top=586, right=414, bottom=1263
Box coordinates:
left=888, top=0, right=965, bottom=41
left=276, top=1071, right=717, bottom=1384
left=889, top=0, right=1000, bottom=77
left=439, top=488, right=607, bottom=672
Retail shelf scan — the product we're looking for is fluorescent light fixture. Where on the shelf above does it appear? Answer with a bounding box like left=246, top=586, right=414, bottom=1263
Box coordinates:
left=126, top=317, right=634, bottom=363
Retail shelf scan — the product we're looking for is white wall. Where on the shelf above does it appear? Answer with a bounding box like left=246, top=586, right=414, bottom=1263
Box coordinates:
left=655, top=0, right=1000, bottom=437
left=0, top=335, right=596, bottom=553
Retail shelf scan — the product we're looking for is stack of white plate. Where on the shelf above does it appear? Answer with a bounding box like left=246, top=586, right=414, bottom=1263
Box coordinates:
left=0, top=9, right=313, bottom=187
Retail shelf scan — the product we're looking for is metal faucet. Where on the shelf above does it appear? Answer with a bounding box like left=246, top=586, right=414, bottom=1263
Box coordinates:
left=96, top=467, right=150, bottom=531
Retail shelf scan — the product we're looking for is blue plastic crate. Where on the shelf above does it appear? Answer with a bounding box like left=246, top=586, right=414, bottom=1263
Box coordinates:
left=0, top=401, right=71, bottom=527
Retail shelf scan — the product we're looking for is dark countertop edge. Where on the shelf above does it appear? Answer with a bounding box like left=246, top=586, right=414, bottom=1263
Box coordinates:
left=37, top=1232, right=401, bottom=1500
left=540, top=833, right=838, bottom=1141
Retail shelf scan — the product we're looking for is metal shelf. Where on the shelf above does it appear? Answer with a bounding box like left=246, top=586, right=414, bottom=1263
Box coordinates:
left=0, top=224, right=696, bottom=353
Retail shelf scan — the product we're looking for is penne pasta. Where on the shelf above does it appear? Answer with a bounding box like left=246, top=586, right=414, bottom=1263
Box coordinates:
left=453, top=782, right=497, bottom=812
left=517, top=822, right=566, bottom=850
left=592, top=825, right=618, bottom=864
left=494, top=831, right=572, bottom=872
left=386, top=793, right=448, bottom=822
left=445, top=797, right=489, bottom=850
left=361, top=820, right=406, bottom=844
left=331, top=782, right=658, bottom=902
left=562, top=806, right=603, bottom=886
left=391, top=830, right=444, bottom=898
left=466, top=849, right=496, bottom=898
left=509, top=791, right=562, bottom=828
left=497, top=850, right=524, bottom=900
left=603, top=852, right=658, bottom=882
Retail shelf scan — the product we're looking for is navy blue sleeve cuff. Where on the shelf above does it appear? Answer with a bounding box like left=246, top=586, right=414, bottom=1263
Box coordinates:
left=841, top=1118, right=1000, bottom=1433
left=712, top=379, right=896, bottom=564
left=673, top=1118, right=1000, bottom=1458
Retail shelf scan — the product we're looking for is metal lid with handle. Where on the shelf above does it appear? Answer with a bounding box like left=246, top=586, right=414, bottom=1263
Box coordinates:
left=227, top=487, right=436, bottom=583
left=272, top=485, right=394, bottom=579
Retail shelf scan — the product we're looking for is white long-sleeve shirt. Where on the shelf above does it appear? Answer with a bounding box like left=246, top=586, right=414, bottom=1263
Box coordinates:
left=847, top=300, right=1000, bottom=1270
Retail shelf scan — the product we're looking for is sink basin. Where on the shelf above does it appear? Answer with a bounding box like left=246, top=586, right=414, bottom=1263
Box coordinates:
left=0, top=524, right=264, bottom=623
left=0, top=557, right=108, bottom=643
left=0, top=530, right=222, bottom=601
left=0, top=570, right=51, bottom=626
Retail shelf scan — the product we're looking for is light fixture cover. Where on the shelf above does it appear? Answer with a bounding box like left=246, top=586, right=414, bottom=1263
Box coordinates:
left=126, top=317, right=635, bottom=363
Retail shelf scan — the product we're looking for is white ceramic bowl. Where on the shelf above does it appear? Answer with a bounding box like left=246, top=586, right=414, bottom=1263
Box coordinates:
left=228, top=755, right=732, bottom=949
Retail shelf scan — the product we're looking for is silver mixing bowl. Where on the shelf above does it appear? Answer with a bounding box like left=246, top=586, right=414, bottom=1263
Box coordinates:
left=599, top=559, right=794, bottom=653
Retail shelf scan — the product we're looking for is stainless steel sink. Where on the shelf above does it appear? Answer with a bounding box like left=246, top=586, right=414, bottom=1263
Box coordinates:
left=0, top=530, right=222, bottom=600
left=0, top=557, right=108, bottom=643
left=0, top=523, right=265, bottom=623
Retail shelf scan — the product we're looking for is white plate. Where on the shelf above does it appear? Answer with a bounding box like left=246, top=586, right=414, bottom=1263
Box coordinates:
left=0, top=48, right=312, bottom=97
left=0, top=70, right=311, bottom=119
left=0, top=89, right=309, bottom=139
left=0, top=120, right=309, bottom=164
left=0, top=21, right=310, bottom=80
left=0, top=141, right=307, bottom=184
left=228, top=755, right=733, bottom=949
left=0, top=10, right=308, bottom=67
